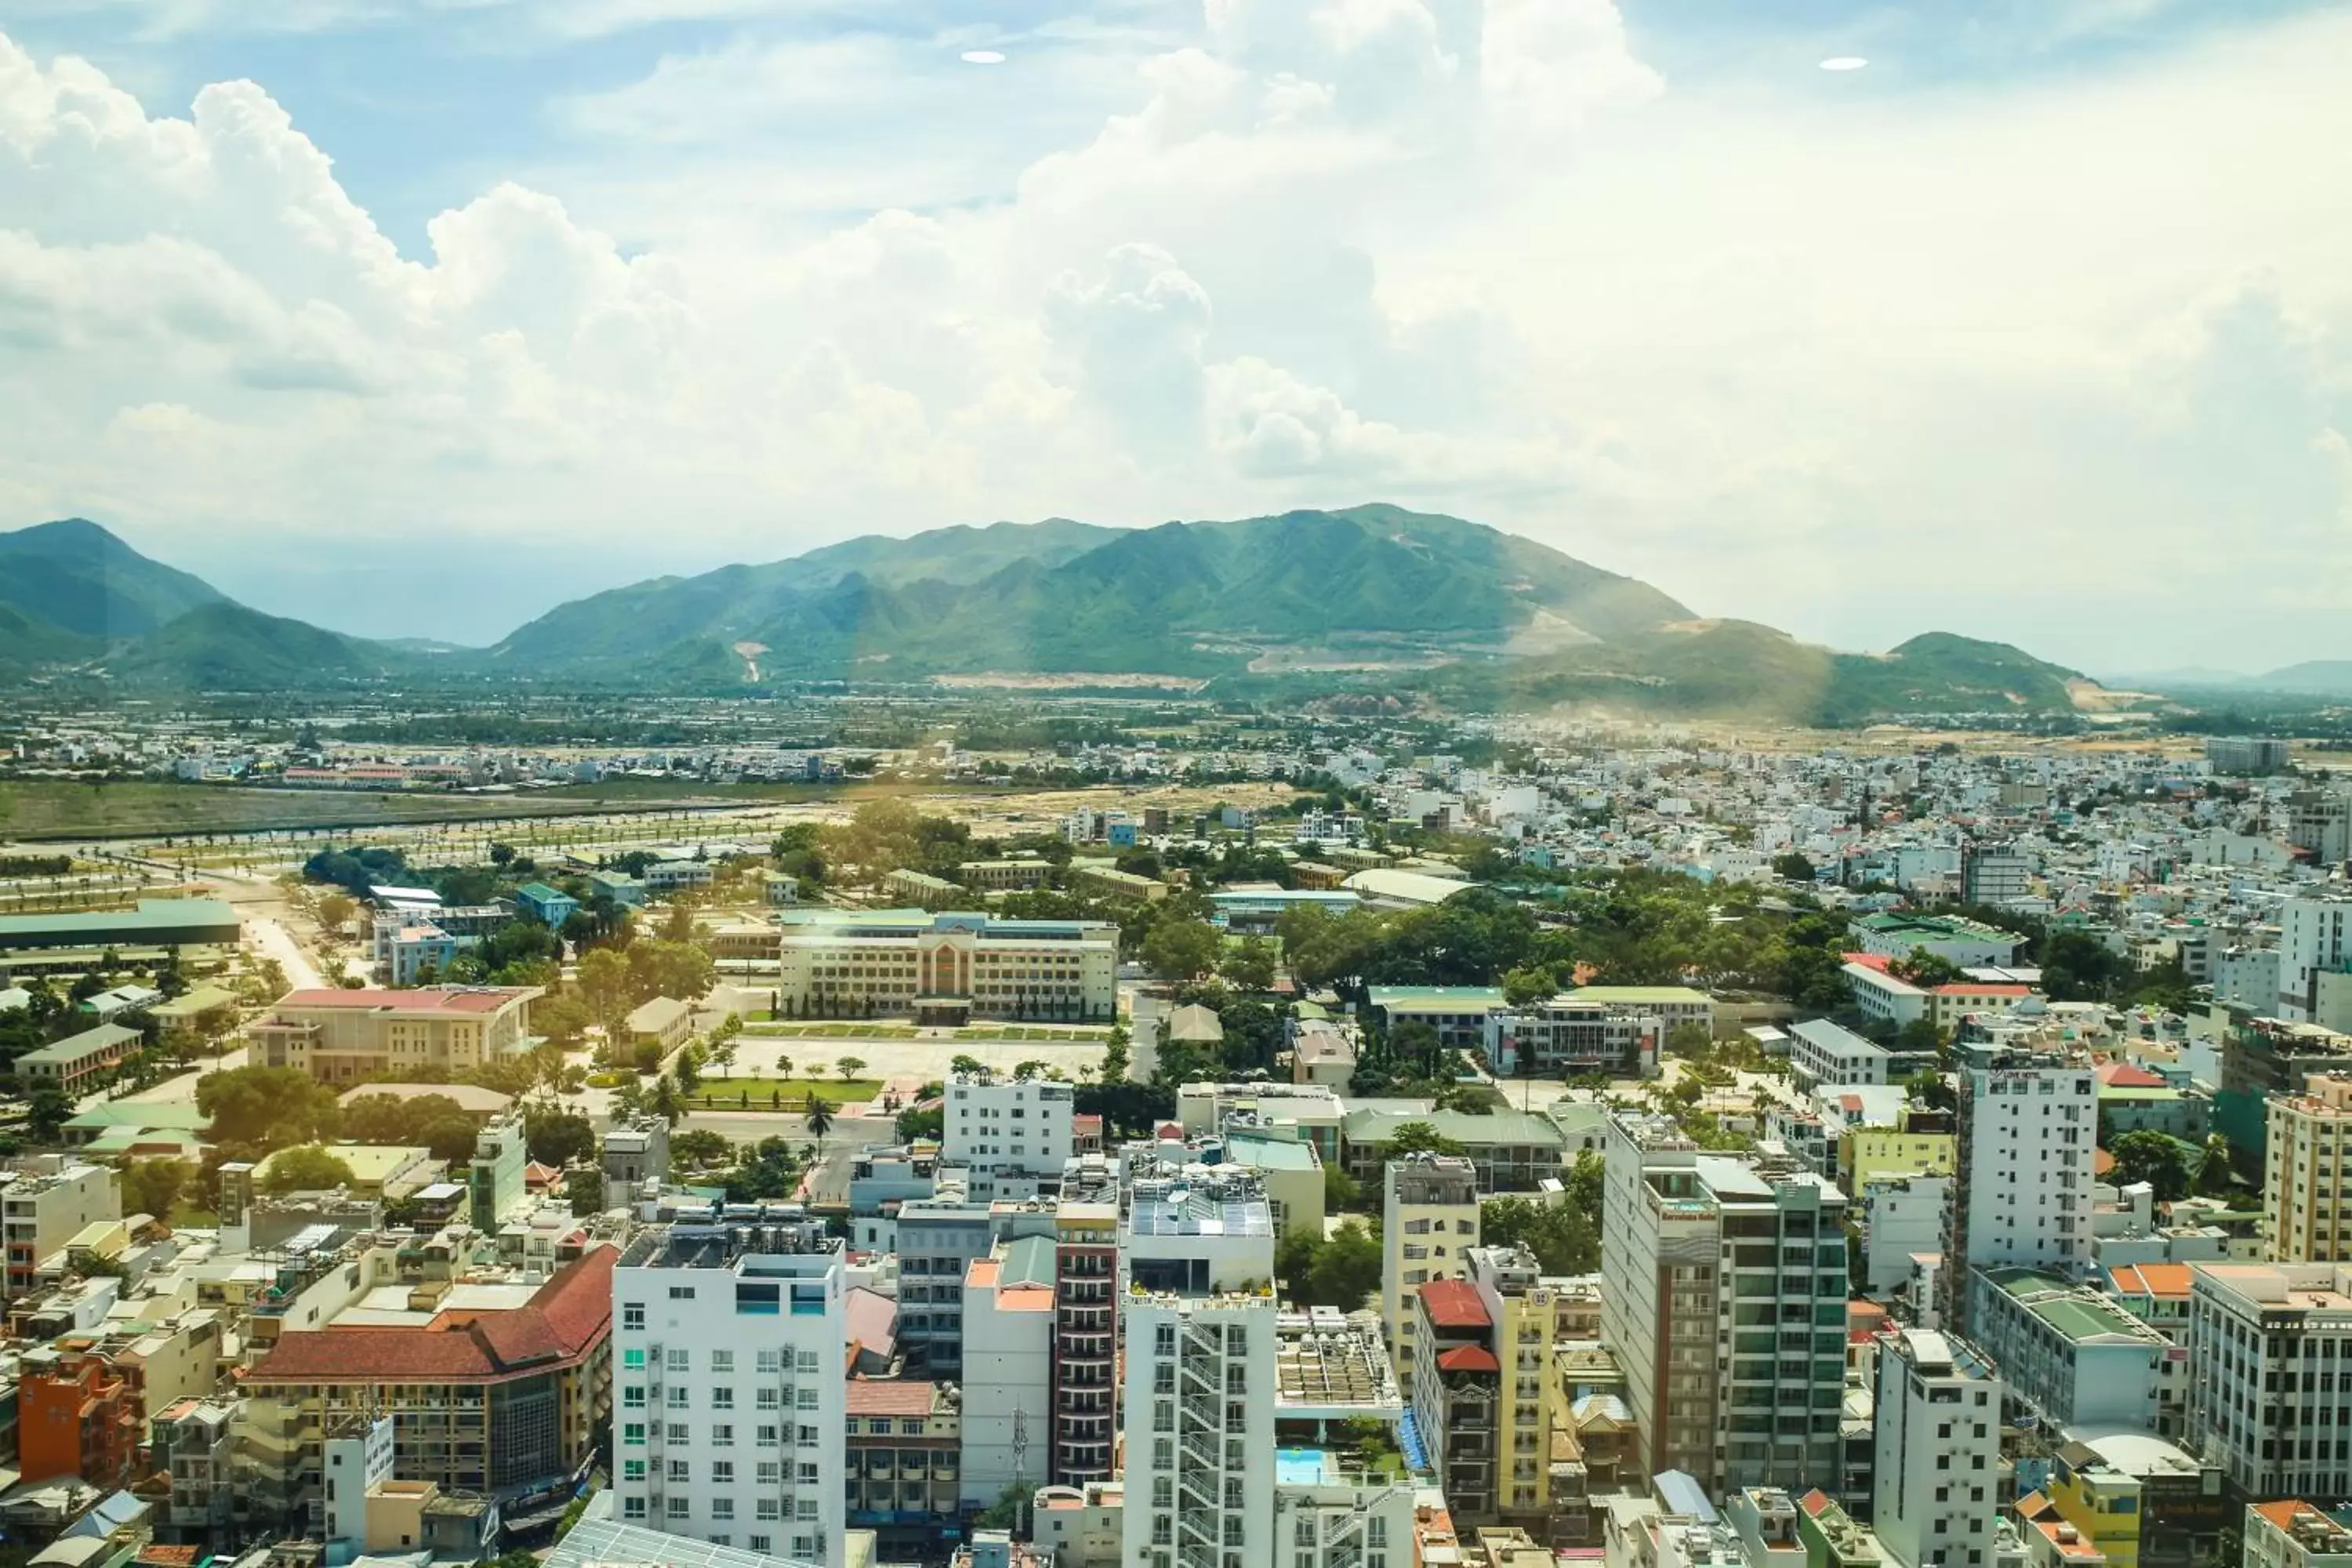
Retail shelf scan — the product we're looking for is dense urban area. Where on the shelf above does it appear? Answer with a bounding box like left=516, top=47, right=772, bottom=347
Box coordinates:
left=3, top=696, right=2352, bottom=1568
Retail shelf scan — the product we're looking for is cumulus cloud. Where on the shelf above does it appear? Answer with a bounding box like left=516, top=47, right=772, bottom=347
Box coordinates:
left=0, top=4, right=2348, bottom=661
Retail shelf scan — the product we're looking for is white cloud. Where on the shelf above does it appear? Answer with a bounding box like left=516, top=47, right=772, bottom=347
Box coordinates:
left=0, top=5, right=2349, bottom=662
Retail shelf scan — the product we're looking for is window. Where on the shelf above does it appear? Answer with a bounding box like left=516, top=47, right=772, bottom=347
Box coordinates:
left=713, top=1500, right=735, bottom=1521
left=757, top=1499, right=781, bottom=1521
left=666, top=1387, right=688, bottom=1409
left=622, top=1348, right=646, bottom=1370
left=750, top=1540, right=772, bottom=1555
left=623, top=1423, right=645, bottom=1446
left=757, top=1425, right=780, bottom=1446
left=622, top=1497, right=647, bottom=1520
left=713, top=1424, right=735, bottom=1446
left=713, top=1461, right=735, bottom=1484
left=666, top=1347, right=690, bottom=1371
left=757, top=1348, right=782, bottom=1374
left=623, top=1303, right=646, bottom=1330
left=666, top=1497, right=688, bottom=1519
left=757, top=1461, right=782, bottom=1484
left=623, top=1385, right=645, bottom=1408
left=666, top=1424, right=689, bottom=1443
left=797, top=1350, right=821, bottom=1373
left=712, top=1349, right=735, bottom=1373
left=670, top=1285, right=697, bottom=1300
left=668, top=1459, right=691, bottom=1482
left=758, top=1388, right=781, bottom=1409
left=622, top=1459, right=645, bottom=1482
left=713, top=1386, right=736, bottom=1410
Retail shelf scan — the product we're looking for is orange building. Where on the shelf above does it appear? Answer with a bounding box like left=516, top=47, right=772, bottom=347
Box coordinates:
left=18, top=1344, right=142, bottom=1489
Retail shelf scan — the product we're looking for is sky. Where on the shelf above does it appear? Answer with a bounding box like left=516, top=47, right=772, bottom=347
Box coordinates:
left=2, top=0, right=2347, bottom=670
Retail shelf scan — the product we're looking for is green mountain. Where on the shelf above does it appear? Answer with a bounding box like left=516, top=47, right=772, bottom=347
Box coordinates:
left=0, top=510, right=2100, bottom=723
left=0, top=518, right=227, bottom=638
left=1414, top=622, right=2085, bottom=725
left=2242, top=660, right=2352, bottom=698
left=492, top=504, right=1695, bottom=676
left=108, top=602, right=392, bottom=689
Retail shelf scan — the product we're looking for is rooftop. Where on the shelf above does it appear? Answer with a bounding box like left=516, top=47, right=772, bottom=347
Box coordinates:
left=248, top=1245, right=614, bottom=1383
left=1418, top=1278, right=1491, bottom=1330
left=270, top=985, right=538, bottom=1014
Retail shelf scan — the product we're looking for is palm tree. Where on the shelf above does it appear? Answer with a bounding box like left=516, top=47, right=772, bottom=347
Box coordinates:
left=804, top=1094, right=837, bottom=1160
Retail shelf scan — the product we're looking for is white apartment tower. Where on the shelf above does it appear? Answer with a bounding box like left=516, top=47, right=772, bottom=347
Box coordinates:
left=1381, top=1153, right=1480, bottom=1380
left=1871, top=1328, right=2003, bottom=1568
left=2188, top=1261, right=2352, bottom=1500
left=944, top=1073, right=1076, bottom=1201
left=1941, top=1044, right=2096, bottom=1332
left=1120, top=1166, right=1279, bottom=1568
left=611, top=1214, right=848, bottom=1567
left=2281, top=892, right=2352, bottom=1024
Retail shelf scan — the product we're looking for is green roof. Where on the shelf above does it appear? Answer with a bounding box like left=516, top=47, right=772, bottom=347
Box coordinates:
left=150, top=985, right=239, bottom=1019
left=85, top=1127, right=207, bottom=1155
left=64, top=1102, right=209, bottom=1132
left=17, top=1022, right=142, bottom=1065
left=514, top=882, right=569, bottom=901
left=1367, top=987, right=1506, bottom=1011
left=1567, top=985, right=1712, bottom=1005
left=998, top=1232, right=1058, bottom=1288
left=0, top=898, right=239, bottom=946
left=1986, top=1266, right=2158, bottom=1342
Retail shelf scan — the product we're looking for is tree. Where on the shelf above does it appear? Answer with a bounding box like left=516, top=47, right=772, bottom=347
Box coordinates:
left=1218, top=936, right=1279, bottom=993
left=773, top=1054, right=796, bottom=1083
left=1276, top=1219, right=1383, bottom=1309
left=1011, top=1059, right=1048, bottom=1081
left=524, top=1108, right=597, bottom=1168
left=1099, top=1022, right=1132, bottom=1085
left=975, top=1482, right=1035, bottom=1532
left=950, top=1054, right=985, bottom=1078
left=2194, top=1133, right=2237, bottom=1196
left=1771, top=851, right=1817, bottom=882
left=262, top=1145, right=358, bottom=1194
left=1888, top=946, right=1965, bottom=989
left=2109, top=1130, right=2192, bottom=1202
left=1501, top=964, right=1558, bottom=1009
left=1141, top=919, right=1223, bottom=983
left=1323, top=1162, right=1361, bottom=1213
left=26, top=1087, right=71, bottom=1142
left=1382, top=1121, right=1467, bottom=1159
left=836, top=1056, right=867, bottom=1083
left=575, top=948, right=635, bottom=1044
left=800, top=1095, right=837, bottom=1169
left=197, top=1066, right=342, bottom=1152
left=895, top=1105, right=945, bottom=1143
left=317, top=892, right=358, bottom=934
left=124, top=1158, right=192, bottom=1220
left=671, top=1129, right=734, bottom=1169
left=1482, top=1193, right=1599, bottom=1274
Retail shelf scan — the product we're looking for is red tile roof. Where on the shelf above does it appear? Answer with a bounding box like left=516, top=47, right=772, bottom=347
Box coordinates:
left=249, top=1245, right=613, bottom=1384
left=1435, top=1345, right=1500, bottom=1374
left=2098, top=1062, right=2169, bottom=1088
left=1933, top=983, right=2031, bottom=996
left=2109, top=1261, right=2193, bottom=1298
left=1418, top=1279, right=1491, bottom=1331
left=1842, top=952, right=1895, bottom=973
left=847, top=1378, right=939, bottom=1417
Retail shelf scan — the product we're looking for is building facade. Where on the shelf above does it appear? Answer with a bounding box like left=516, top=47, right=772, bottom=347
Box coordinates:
left=1383, top=1154, right=1481, bottom=1381
left=1871, top=1328, right=2002, bottom=1568
left=609, top=1216, right=847, bottom=1567
left=777, top=912, right=1117, bottom=1024
left=1941, top=1044, right=2097, bottom=1332
left=246, top=986, right=543, bottom=1085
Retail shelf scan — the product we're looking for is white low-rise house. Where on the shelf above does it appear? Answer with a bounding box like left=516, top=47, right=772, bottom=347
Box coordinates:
left=1788, top=1018, right=1893, bottom=1089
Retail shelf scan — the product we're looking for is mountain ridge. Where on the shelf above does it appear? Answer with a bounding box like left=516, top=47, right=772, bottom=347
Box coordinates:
left=0, top=511, right=2100, bottom=721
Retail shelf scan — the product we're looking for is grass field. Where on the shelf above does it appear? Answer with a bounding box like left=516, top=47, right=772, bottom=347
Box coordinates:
left=688, top=1076, right=883, bottom=1108
left=746, top=1020, right=1109, bottom=1041
left=0, top=777, right=1011, bottom=843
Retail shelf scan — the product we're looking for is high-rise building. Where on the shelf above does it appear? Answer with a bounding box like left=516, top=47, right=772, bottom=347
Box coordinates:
left=1383, top=1153, right=1481, bottom=1380
left=1871, top=1328, right=2002, bottom=1568
left=1120, top=1165, right=1279, bottom=1568
left=1940, top=1044, right=2096, bottom=1332
left=2284, top=791, right=2352, bottom=867
left=944, top=1074, right=1076, bottom=1201
left=1, top=1156, right=119, bottom=1298
left=2188, top=1261, right=2352, bottom=1501
left=1959, top=845, right=2033, bottom=906
left=610, top=1214, right=847, bottom=1567
left=2205, top=736, right=2292, bottom=776
left=2280, top=894, right=2352, bottom=1025
left=1601, top=1112, right=1850, bottom=1494
left=2265, top=1073, right=2352, bottom=1261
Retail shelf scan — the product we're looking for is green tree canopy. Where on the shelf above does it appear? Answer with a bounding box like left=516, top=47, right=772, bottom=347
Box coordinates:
left=262, top=1145, right=358, bottom=1194
left=197, top=1065, right=342, bottom=1152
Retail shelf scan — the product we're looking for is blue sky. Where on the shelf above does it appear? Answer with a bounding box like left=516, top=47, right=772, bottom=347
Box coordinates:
left=2, top=0, right=2347, bottom=667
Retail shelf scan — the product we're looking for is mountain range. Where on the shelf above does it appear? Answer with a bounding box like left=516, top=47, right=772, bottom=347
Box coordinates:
left=0, top=506, right=2114, bottom=724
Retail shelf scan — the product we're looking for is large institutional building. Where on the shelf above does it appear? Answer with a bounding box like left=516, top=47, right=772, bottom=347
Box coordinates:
left=775, top=911, right=1117, bottom=1024
left=245, top=986, right=543, bottom=1084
